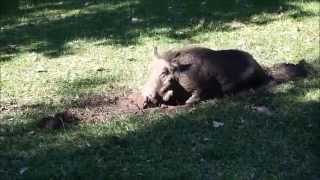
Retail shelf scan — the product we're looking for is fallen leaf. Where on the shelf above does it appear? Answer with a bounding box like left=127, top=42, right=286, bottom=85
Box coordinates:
left=203, top=137, right=210, bottom=142
left=212, top=121, right=224, bottom=128
left=19, top=167, right=28, bottom=175
left=252, top=106, right=273, bottom=116
left=131, top=17, right=143, bottom=23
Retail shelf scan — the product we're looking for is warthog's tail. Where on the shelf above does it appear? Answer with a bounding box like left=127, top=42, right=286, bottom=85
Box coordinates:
left=264, top=60, right=308, bottom=83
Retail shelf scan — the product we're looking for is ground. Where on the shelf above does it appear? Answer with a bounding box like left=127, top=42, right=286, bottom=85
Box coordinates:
left=0, top=0, right=319, bottom=179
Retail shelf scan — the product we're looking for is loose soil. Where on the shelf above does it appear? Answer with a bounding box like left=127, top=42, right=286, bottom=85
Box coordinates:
left=38, top=92, right=184, bottom=129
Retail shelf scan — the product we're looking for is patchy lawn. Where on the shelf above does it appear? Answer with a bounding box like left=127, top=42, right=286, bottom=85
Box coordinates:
left=0, top=0, right=319, bottom=179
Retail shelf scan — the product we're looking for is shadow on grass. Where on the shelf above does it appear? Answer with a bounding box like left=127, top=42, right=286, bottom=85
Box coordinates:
left=0, top=0, right=318, bottom=61
left=1, top=93, right=319, bottom=179
left=57, top=74, right=119, bottom=97
left=1, top=66, right=319, bottom=179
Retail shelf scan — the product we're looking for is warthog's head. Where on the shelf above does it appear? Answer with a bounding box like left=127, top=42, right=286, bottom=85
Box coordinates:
left=141, top=47, right=178, bottom=108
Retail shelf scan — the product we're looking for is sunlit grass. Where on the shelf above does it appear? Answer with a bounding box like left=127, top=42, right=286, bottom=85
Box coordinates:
left=1, top=9, right=319, bottom=104
left=0, top=0, right=319, bottom=179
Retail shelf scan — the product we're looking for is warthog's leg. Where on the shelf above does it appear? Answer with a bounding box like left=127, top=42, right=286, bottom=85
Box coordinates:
left=159, top=75, right=175, bottom=102
left=162, top=90, right=173, bottom=102
left=142, top=95, right=158, bottom=109
left=185, top=90, right=201, bottom=105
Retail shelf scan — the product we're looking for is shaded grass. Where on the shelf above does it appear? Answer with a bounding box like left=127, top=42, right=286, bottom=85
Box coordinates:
left=0, top=0, right=320, bottom=179
left=0, top=0, right=318, bottom=59
left=0, top=75, right=319, bottom=179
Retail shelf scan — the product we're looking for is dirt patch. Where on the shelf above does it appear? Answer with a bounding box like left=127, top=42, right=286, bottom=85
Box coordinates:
left=67, top=93, right=145, bottom=122
left=39, top=92, right=183, bottom=129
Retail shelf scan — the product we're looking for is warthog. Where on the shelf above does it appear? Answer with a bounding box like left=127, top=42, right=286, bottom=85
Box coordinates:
left=141, top=47, right=269, bottom=108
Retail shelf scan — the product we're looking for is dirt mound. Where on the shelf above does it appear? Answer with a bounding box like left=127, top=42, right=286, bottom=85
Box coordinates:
left=68, top=93, right=145, bottom=122
left=266, top=60, right=308, bottom=82
left=39, top=92, right=181, bottom=129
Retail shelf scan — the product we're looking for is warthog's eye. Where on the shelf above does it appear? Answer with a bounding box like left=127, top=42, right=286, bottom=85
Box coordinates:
left=177, top=64, right=192, bottom=72
left=159, top=69, right=169, bottom=80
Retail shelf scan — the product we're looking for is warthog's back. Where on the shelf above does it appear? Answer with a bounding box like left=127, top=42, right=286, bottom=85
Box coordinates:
left=168, top=47, right=269, bottom=94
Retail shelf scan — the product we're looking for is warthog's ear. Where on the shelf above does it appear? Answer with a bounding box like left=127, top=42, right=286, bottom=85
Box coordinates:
left=173, top=52, right=181, bottom=58
left=153, top=46, right=160, bottom=59
left=168, top=59, right=179, bottom=72
left=170, top=59, right=179, bottom=69
left=168, top=52, right=181, bottom=69
left=170, top=58, right=192, bottom=72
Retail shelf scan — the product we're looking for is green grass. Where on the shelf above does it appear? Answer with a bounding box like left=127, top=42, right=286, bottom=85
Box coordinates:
left=1, top=0, right=320, bottom=179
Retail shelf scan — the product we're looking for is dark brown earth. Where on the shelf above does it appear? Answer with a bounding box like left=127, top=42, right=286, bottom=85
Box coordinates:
left=266, top=60, right=308, bottom=83
left=66, top=93, right=146, bottom=122
left=38, top=92, right=184, bottom=129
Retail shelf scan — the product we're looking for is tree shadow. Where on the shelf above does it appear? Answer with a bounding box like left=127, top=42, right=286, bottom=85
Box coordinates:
left=1, top=82, right=319, bottom=179
left=1, top=59, right=319, bottom=178
left=57, top=74, right=119, bottom=97
left=0, top=0, right=317, bottom=61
